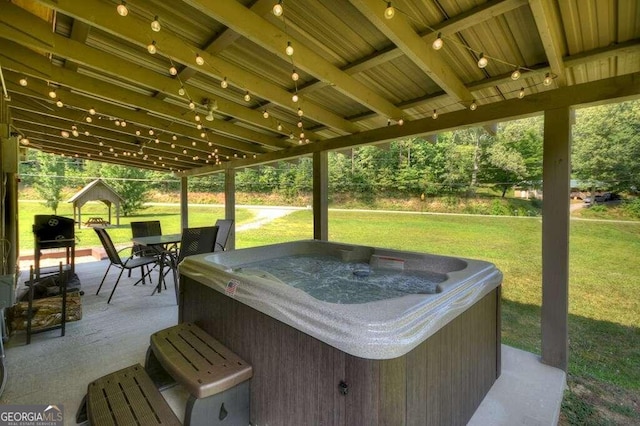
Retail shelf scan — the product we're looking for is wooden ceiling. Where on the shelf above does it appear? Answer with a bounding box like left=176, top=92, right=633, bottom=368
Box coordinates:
left=0, top=0, right=638, bottom=175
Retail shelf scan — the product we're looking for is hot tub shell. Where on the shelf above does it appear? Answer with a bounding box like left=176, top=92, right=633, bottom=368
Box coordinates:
left=179, top=240, right=502, bottom=425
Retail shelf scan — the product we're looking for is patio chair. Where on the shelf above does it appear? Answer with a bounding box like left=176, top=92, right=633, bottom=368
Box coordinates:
left=166, top=226, right=218, bottom=303
left=94, top=227, right=159, bottom=304
left=214, top=219, right=234, bottom=251
left=129, top=221, right=162, bottom=280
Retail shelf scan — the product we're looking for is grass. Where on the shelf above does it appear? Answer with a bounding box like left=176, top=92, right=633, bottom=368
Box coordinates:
left=20, top=199, right=640, bottom=424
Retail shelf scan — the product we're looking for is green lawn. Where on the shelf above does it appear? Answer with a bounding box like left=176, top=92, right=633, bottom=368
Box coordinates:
left=20, top=203, right=640, bottom=423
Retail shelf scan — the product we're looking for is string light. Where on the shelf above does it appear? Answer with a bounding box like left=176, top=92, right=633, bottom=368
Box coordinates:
left=147, top=41, right=157, bottom=54
left=470, top=101, right=477, bottom=111
left=292, top=93, right=299, bottom=102
left=114, top=119, right=121, bottom=126
left=151, top=16, right=161, bottom=32
left=55, top=100, right=63, bottom=107
left=543, top=73, right=553, bottom=86
left=61, top=130, right=70, bottom=138
left=263, top=110, right=269, bottom=119
left=172, top=135, right=177, bottom=141
left=273, top=0, right=283, bottom=16
left=398, top=118, right=404, bottom=126
left=244, top=91, right=251, bottom=102
left=297, top=120, right=303, bottom=128
left=48, top=89, right=57, bottom=99
left=277, top=123, right=283, bottom=131
left=169, top=66, right=177, bottom=75
left=511, top=68, right=521, bottom=80
left=116, top=1, right=128, bottom=17
left=188, top=100, right=196, bottom=109
left=220, top=77, right=228, bottom=88
left=297, top=107, right=303, bottom=117
left=477, top=53, right=488, bottom=68
left=291, top=70, right=299, bottom=81
left=518, top=87, right=525, bottom=99
left=149, top=129, right=154, bottom=135
left=432, top=33, right=443, bottom=50
left=432, top=109, right=438, bottom=119
left=19, top=77, right=27, bottom=86
left=136, top=130, right=141, bottom=136
left=195, top=54, right=204, bottom=66
left=285, top=41, right=294, bottom=56
left=71, top=126, right=79, bottom=137
left=196, top=123, right=202, bottom=130
left=85, top=116, right=93, bottom=123
left=384, top=2, right=395, bottom=19
left=89, top=107, right=96, bottom=115
left=194, top=114, right=201, bottom=122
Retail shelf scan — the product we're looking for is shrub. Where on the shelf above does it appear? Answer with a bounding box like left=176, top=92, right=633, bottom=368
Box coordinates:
left=623, top=198, right=640, bottom=218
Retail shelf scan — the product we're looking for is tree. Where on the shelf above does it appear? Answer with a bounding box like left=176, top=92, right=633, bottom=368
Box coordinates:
left=572, top=100, right=640, bottom=193
left=33, top=151, right=66, bottom=214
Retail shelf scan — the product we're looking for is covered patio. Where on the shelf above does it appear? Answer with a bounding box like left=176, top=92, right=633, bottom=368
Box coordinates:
left=0, top=0, right=638, bottom=424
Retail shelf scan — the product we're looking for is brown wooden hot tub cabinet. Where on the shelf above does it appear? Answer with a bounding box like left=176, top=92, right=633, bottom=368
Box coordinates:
left=180, top=277, right=501, bottom=426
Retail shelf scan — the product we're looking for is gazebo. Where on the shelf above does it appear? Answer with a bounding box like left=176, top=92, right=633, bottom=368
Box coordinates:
left=67, top=178, right=123, bottom=229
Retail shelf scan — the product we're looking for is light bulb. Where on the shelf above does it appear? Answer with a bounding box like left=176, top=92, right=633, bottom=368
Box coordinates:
left=72, top=129, right=79, bottom=137
left=183, top=149, right=187, bottom=154
left=109, top=147, right=114, bottom=152
left=189, top=100, right=195, bottom=109
left=196, top=124, right=202, bottom=130
left=98, top=152, right=103, bottom=156
left=169, top=66, right=177, bottom=75
left=263, top=110, right=269, bottom=119
left=543, top=73, right=553, bottom=86
left=89, top=107, right=96, bottom=115
left=171, top=143, right=176, bottom=148
left=149, top=129, right=154, bottom=135
left=277, top=123, right=283, bottom=131
left=477, top=53, right=488, bottom=68
left=121, top=121, right=127, bottom=127
left=192, top=141, right=197, bottom=146
left=48, top=89, right=57, bottom=99
left=470, top=101, right=477, bottom=111
left=291, top=70, right=299, bottom=81
left=297, top=108, right=303, bottom=117
left=61, top=130, right=70, bottom=138
left=19, top=77, right=28, bottom=86
left=116, top=1, right=128, bottom=16
left=384, top=2, right=395, bottom=19
left=99, top=141, right=104, bottom=146
left=56, top=100, right=63, bottom=107
left=155, top=138, right=160, bottom=143
left=297, top=120, right=303, bottom=128
left=194, top=114, right=201, bottom=122
left=136, top=130, right=141, bottom=136
left=147, top=41, right=157, bottom=54
left=432, top=33, right=443, bottom=50
left=398, top=118, right=404, bottom=126
left=86, top=116, right=93, bottom=123
left=151, top=16, right=161, bottom=32
left=178, top=87, right=186, bottom=96
left=285, top=41, right=294, bottom=56
left=511, top=68, right=521, bottom=80
left=114, top=120, right=120, bottom=126
left=195, top=54, right=204, bottom=65
left=432, top=109, right=438, bottom=119
left=221, top=77, right=228, bottom=88
left=84, top=131, right=90, bottom=136
left=292, top=93, right=299, bottom=102
left=518, top=87, right=525, bottom=99
left=273, top=1, right=283, bottom=16
left=172, top=134, right=177, bottom=140
left=290, top=133, right=295, bottom=139
left=299, top=132, right=305, bottom=139
left=200, top=132, right=206, bottom=138
left=244, top=92, right=251, bottom=102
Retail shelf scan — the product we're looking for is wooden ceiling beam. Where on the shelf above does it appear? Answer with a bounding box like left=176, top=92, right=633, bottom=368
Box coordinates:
left=349, top=0, right=474, bottom=105
left=4, top=77, right=264, bottom=157
left=529, top=0, right=567, bottom=86
left=184, top=0, right=405, bottom=120
left=31, top=0, right=359, bottom=135
left=0, top=3, right=319, bottom=141
left=182, top=71, right=640, bottom=176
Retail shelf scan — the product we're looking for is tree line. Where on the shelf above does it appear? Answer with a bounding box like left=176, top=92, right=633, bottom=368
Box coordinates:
left=20, top=100, right=639, bottom=215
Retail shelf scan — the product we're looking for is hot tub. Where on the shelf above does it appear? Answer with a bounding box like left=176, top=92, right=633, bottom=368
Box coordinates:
left=179, top=240, right=502, bottom=425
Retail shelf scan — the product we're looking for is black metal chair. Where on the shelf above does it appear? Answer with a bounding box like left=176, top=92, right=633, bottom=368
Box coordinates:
left=214, top=219, right=234, bottom=251
left=94, top=227, right=159, bottom=303
left=129, top=221, right=163, bottom=280
left=166, top=226, right=218, bottom=303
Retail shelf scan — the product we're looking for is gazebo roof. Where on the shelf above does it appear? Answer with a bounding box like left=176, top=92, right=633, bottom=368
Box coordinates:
left=68, top=178, right=124, bottom=205
left=1, top=0, right=638, bottom=175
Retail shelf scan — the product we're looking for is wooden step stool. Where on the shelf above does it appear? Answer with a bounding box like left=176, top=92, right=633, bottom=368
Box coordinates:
left=145, top=322, right=253, bottom=426
left=85, top=364, right=181, bottom=425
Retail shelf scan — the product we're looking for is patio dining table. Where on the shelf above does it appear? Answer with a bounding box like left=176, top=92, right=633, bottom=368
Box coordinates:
left=131, top=233, right=181, bottom=297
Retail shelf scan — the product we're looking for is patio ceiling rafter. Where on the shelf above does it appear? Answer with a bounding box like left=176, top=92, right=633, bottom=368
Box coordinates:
left=30, top=0, right=361, bottom=135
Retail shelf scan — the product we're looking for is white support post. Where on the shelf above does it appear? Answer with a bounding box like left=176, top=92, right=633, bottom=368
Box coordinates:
left=541, top=107, right=571, bottom=371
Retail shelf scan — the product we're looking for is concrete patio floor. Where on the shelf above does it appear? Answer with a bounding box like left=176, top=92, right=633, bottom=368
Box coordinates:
left=5, top=257, right=565, bottom=425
